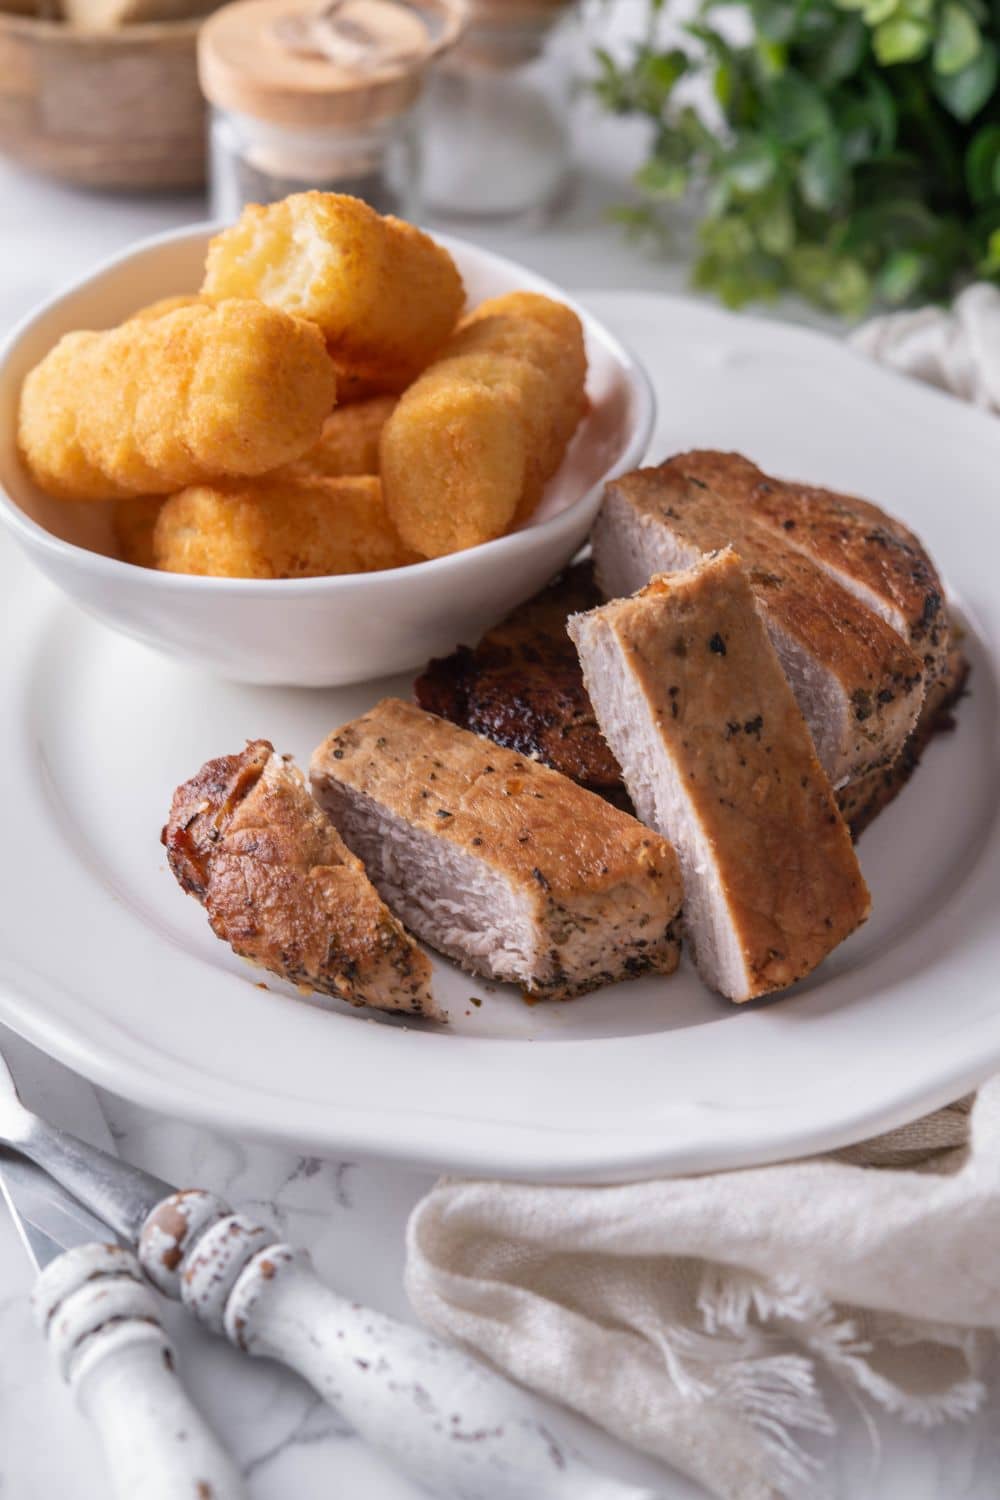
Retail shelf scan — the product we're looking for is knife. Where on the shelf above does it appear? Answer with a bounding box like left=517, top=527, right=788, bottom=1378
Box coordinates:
left=0, top=1034, right=245, bottom=1500
left=0, top=1036, right=656, bottom=1500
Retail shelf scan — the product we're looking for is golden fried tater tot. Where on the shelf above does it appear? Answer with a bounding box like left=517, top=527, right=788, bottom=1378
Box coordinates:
left=331, top=357, right=421, bottom=403
left=19, top=300, right=336, bottom=502
left=202, top=193, right=465, bottom=375
left=379, top=292, right=589, bottom=556
left=465, top=291, right=587, bottom=388
left=113, top=495, right=165, bottom=568
left=380, top=376, right=527, bottom=558
left=457, top=294, right=588, bottom=518
left=17, top=332, right=131, bottom=502
left=284, top=396, right=397, bottom=479
left=127, top=294, right=204, bottom=322
left=153, top=475, right=416, bottom=579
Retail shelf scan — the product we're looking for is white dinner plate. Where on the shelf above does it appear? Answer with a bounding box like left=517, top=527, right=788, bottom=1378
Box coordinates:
left=1, top=290, right=997, bottom=1182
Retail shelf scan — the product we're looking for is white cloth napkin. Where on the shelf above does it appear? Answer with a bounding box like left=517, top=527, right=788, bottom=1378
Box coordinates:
left=407, top=1089, right=997, bottom=1500
left=405, top=291, right=999, bottom=1500
left=850, top=282, right=1000, bottom=410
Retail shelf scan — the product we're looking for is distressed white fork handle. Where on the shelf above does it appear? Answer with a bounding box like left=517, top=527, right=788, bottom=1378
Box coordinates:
left=137, top=1190, right=656, bottom=1500
left=33, top=1241, right=246, bottom=1500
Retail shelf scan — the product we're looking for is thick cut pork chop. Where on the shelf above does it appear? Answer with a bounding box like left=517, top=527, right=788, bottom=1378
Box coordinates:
left=569, top=551, right=871, bottom=1001
left=310, top=699, right=683, bottom=1002
left=594, top=456, right=926, bottom=786
left=163, top=740, right=438, bottom=1018
left=415, top=563, right=966, bottom=837
left=675, top=451, right=948, bottom=683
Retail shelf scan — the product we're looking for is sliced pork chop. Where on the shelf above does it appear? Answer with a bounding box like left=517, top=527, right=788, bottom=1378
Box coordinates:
left=674, top=451, right=948, bottom=683
left=569, top=551, right=871, bottom=1001
left=838, top=637, right=969, bottom=839
left=414, top=561, right=627, bottom=806
left=310, top=699, right=683, bottom=1002
left=593, top=457, right=926, bottom=786
left=163, top=740, right=438, bottom=1019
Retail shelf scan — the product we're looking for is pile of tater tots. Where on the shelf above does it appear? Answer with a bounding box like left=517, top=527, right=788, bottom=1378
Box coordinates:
left=18, top=191, right=589, bottom=579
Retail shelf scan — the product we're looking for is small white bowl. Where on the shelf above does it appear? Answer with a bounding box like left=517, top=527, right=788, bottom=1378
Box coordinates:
left=0, top=225, right=654, bottom=687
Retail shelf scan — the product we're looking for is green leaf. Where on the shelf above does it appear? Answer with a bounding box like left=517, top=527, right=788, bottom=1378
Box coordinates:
left=873, top=15, right=933, bottom=62
left=749, top=0, right=800, bottom=41
left=934, top=2, right=982, bottom=74
left=798, top=133, right=846, bottom=208
left=863, top=0, right=899, bottom=26
left=825, top=258, right=872, bottom=316
left=722, top=136, right=779, bottom=193
left=756, top=194, right=796, bottom=253
left=966, top=123, right=1000, bottom=201
left=877, top=248, right=927, bottom=300
left=765, top=72, right=832, bottom=144
left=980, top=225, right=1000, bottom=272
left=807, top=14, right=868, bottom=85
left=933, top=37, right=998, bottom=116
left=634, top=159, right=689, bottom=198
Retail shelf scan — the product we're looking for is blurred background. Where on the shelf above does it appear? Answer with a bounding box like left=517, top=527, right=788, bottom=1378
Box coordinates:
left=5, top=0, right=997, bottom=334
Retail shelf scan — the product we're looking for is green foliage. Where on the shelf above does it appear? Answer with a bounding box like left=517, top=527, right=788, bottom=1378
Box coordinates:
left=594, top=0, right=1000, bottom=315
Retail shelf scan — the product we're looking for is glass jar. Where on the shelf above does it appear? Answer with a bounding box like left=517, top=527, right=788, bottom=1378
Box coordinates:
left=421, top=0, right=579, bottom=223
left=198, top=0, right=463, bottom=219
left=209, top=106, right=420, bottom=220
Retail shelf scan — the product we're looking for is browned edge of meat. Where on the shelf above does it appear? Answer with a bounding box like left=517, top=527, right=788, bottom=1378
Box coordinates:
left=569, top=550, right=871, bottom=1002
left=163, top=739, right=438, bottom=1019
left=310, top=698, right=683, bottom=1002
left=415, top=560, right=967, bottom=841
left=686, top=449, right=949, bottom=683
left=594, top=457, right=927, bottom=786
left=415, top=561, right=630, bottom=808
left=839, top=642, right=970, bottom=838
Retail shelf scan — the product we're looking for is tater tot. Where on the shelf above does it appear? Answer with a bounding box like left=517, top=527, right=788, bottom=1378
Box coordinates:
left=284, top=396, right=397, bottom=479
left=379, top=292, right=589, bottom=556
left=202, top=193, right=465, bottom=375
left=153, top=475, right=416, bottom=579
left=18, top=299, right=337, bottom=502
left=331, top=357, right=421, bottom=403
left=380, top=376, right=527, bottom=557
left=127, top=294, right=205, bottom=322
left=113, top=495, right=165, bottom=568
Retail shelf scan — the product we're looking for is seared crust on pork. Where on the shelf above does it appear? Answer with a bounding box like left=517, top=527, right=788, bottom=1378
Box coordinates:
left=594, top=455, right=927, bottom=786
left=415, top=562, right=627, bottom=806
left=569, top=551, right=871, bottom=1001
left=163, top=740, right=437, bottom=1018
left=310, top=699, right=683, bottom=1002
left=839, top=639, right=969, bottom=838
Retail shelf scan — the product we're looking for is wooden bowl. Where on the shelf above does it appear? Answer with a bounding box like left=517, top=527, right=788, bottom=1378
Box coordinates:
left=0, top=10, right=206, bottom=189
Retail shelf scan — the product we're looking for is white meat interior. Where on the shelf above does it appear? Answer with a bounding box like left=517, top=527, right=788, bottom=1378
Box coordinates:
left=594, top=487, right=850, bottom=787
left=570, top=613, right=752, bottom=1000
left=318, top=779, right=540, bottom=984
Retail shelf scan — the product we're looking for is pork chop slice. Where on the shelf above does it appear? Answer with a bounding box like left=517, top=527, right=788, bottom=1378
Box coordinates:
left=593, top=458, right=926, bottom=786
left=569, top=550, right=871, bottom=1001
left=838, top=636, right=969, bottom=838
left=675, top=451, right=949, bottom=683
left=310, top=699, right=683, bottom=1002
left=163, top=739, right=438, bottom=1018
left=414, top=561, right=627, bottom=806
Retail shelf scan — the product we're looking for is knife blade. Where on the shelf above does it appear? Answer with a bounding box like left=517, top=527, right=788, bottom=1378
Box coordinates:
left=0, top=1034, right=655, bottom=1500
left=0, top=1147, right=117, bottom=1270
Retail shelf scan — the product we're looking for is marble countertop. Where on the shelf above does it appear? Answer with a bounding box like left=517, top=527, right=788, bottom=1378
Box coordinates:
left=1, top=29, right=998, bottom=1494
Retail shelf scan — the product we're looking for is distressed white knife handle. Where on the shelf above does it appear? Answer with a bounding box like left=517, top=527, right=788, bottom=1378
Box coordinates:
left=138, top=1191, right=654, bottom=1500
left=33, top=1242, right=246, bottom=1500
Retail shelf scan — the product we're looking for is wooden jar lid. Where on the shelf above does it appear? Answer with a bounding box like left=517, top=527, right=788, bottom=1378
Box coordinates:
left=199, top=0, right=465, bottom=128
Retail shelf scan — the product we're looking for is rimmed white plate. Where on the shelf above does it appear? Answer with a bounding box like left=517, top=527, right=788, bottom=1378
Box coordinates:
left=1, top=290, right=997, bottom=1181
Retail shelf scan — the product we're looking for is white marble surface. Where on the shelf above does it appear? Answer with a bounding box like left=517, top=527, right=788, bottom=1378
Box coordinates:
left=1, top=11, right=998, bottom=1494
